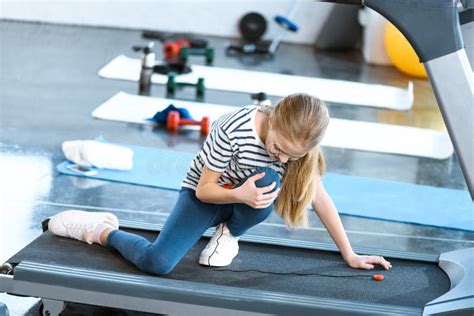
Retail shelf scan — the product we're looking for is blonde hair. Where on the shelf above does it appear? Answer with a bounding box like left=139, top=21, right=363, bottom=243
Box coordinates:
left=262, top=93, right=329, bottom=228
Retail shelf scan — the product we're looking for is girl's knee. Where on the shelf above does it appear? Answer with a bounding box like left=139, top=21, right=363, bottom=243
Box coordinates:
left=143, top=257, right=175, bottom=276
left=255, top=167, right=281, bottom=191
left=138, top=249, right=177, bottom=276
left=149, top=264, right=174, bottom=276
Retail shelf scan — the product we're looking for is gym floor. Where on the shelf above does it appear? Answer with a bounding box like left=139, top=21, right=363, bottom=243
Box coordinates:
left=0, top=20, right=472, bottom=315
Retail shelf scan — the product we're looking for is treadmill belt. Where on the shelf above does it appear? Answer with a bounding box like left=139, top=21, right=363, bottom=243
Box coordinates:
left=8, top=228, right=450, bottom=308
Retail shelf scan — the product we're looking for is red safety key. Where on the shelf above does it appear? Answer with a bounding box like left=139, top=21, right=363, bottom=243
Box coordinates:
left=373, top=275, right=384, bottom=281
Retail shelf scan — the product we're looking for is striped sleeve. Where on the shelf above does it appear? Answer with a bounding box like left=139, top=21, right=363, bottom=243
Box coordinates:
left=198, top=123, right=233, bottom=173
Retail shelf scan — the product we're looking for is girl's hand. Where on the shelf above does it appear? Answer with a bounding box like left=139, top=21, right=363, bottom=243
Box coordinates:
left=234, top=172, right=280, bottom=209
left=345, top=253, right=392, bottom=270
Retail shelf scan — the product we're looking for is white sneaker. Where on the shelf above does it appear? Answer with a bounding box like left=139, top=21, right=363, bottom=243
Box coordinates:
left=199, top=223, right=239, bottom=267
left=48, top=210, right=119, bottom=244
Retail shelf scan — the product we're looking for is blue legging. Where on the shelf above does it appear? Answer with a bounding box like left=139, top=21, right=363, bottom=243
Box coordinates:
left=107, top=167, right=281, bottom=275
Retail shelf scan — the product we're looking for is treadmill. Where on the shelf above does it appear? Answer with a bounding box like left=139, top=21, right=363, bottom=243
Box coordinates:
left=1, top=1, right=473, bottom=315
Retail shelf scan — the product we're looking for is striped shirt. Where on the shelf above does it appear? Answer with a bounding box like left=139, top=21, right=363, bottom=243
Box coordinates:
left=182, top=105, right=287, bottom=190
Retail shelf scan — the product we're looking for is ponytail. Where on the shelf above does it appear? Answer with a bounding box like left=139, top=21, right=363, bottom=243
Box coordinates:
left=274, top=147, right=325, bottom=227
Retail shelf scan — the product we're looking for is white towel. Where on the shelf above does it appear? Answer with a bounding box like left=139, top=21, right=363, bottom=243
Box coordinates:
left=62, top=140, right=134, bottom=170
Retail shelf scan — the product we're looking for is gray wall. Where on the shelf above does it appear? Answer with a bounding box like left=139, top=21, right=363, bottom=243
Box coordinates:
left=0, top=0, right=335, bottom=44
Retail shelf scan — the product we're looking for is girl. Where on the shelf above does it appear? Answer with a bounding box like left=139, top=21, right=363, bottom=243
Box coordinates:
left=49, top=93, right=392, bottom=275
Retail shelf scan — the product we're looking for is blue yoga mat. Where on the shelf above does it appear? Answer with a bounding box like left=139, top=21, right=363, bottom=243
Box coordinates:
left=58, top=144, right=474, bottom=231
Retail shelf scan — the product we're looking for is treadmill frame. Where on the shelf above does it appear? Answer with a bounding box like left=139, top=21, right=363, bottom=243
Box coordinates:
left=0, top=219, right=435, bottom=316
left=1, top=0, right=473, bottom=315
left=0, top=220, right=472, bottom=316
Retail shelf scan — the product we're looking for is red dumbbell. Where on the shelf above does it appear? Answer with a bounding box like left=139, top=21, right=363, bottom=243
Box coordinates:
left=163, top=40, right=190, bottom=61
left=167, top=111, right=210, bottom=135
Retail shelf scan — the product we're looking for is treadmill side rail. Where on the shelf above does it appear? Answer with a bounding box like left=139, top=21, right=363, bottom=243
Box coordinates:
left=0, top=261, right=422, bottom=316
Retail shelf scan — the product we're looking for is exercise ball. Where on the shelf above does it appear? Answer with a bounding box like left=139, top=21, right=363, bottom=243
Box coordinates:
left=384, top=23, right=427, bottom=79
